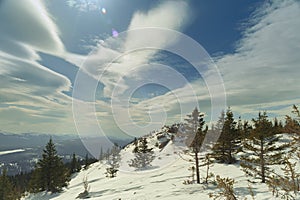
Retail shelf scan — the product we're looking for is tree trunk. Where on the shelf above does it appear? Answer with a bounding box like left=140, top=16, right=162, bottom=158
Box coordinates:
left=260, top=139, right=265, bottom=183
left=195, top=151, right=200, bottom=184
left=205, top=161, right=209, bottom=184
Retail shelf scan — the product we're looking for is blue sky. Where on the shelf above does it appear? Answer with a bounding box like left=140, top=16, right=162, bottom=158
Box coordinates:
left=0, top=0, right=299, bottom=138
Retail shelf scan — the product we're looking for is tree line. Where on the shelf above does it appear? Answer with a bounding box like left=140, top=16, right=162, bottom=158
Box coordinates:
left=183, top=105, right=300, bottom=199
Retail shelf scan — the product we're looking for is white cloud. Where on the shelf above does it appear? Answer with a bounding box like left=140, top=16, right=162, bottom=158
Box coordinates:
left=2, top=0, right=298, bottom=136
left=71, top=1, right=193, bottom=137
left=216, top=0, right=300, bottom=119
left=0, top=0, right=64, bottom=54
left=0, top=0, right=76, bottom=134
left=73, top=0, right=190, bottom=95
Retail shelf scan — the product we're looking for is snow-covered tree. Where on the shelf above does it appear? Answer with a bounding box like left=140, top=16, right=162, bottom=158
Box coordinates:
left=241, top=112, right=287, bottom=183
left=129, top=138, right=155, bottom=170
left=106, top=143, right=121, bottom=178
left=77, top=175, right=90, bottom=199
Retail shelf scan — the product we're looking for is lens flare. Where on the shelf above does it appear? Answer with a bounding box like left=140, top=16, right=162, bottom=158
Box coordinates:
left=101, top=7, right=106, bottom=14
left=112, top=29, right=119, bottom=37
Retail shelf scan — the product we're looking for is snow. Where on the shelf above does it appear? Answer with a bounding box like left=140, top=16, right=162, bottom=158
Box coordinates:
left=22, top=132, right=299, bottom=200
left=0, top=149, right=25, bottom=156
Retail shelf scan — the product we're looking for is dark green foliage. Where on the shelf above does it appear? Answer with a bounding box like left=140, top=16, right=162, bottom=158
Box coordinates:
left=10, top=171, right=33, bottom=198
left=241, top=112, right=287, bottom=183
left=99, top=147, right=104, bottom=161
left=129, top=138, right=155, bottom=169
left=212, top=108, right=240, bottom=164
left=241, top=120, right=252, bottom=140
left=0, top=169, right=18, bottom=200
left=83, top=153, right=98, bottom=170
left=70, top=153, right=81, bottom=174
left=84, top=154, right=89, bottom=169
left=29, top=138, right=70, bottom=193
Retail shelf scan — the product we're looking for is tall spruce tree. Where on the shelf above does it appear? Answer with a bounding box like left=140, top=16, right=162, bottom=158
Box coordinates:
left=30, top=138, right=70, bottom=193
left=241, top=112, right=287, bottom=183
left=184, top=107, right=207, bottom=184
left=212, top=108, right=239, bottom=164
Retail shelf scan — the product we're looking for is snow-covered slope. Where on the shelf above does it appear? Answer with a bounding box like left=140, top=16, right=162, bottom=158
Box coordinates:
left=23, top=132, right=298, bottom=200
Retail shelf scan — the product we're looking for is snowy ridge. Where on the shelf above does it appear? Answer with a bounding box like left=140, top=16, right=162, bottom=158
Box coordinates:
left=23, top=132, right=299, bottom=200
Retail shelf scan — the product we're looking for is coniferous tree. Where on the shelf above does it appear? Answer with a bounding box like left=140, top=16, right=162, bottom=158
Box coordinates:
left=106, top=143, right=121, bottom=178
left=29, top=138, right=70, bottom=193
left=99, top=147, right=104, bottom=161
left=241, top=112, right=287, bottom=183
left=209, top=176, right=238, bottom=200
left=84, top=153, right=89, bottom=169
left=273, top=117, right=284, bottom=135
left=184, top=107, right=207, bottom=184
left=268, top=156, right=300, bottom=199
left=0, top=169, right=16, bottom=200
left=242, top=120, right=252, bottom=140
left=129, top=138, right=155, bottom=170
left=212, top=108, right=239, bottom=164
left=70, top=153, right=81, bottom=174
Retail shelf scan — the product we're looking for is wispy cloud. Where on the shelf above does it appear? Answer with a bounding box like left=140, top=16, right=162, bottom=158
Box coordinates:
left=0, top=0, right=64, bottom=54
left=216, top=0, right=300, bottom=119
left=0, top=0, right=75, bottom=134
left=72, top=0, right=193, bottom=137
left=1, top=0, right=299, bottom=136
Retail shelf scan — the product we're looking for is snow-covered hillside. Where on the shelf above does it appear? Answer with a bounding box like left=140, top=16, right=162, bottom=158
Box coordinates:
left=23, top=131, right=299, bottom=200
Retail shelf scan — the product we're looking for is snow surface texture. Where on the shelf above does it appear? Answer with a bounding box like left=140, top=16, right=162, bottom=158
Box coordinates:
left=23, top=132, right=299, bottom=200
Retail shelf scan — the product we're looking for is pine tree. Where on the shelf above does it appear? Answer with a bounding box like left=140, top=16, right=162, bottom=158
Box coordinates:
left=241, top=112, right=287, bottom=183
left=29, top=138, right=70, bottom=193
left=273, top=117, right=284, bottom=134
left=99, top=146, right=104, bottom=161
left=70, top=153, right=81, bottom=173
left=129, top=138, right=155, bottom=170
left=209, top=176, right=238, bottom=200
left=184, top=107, right=207, bottom=184
left=106, top=143, right=121, bottom=178
left=0, top=169, right=16, bottom=200
left=84, top=153, right=89, bottom=169
left=267, top=155, right=300, bottom=199
left=242, top=120, right=252, bottom=140
left=212, top=108, right=239, bottom=164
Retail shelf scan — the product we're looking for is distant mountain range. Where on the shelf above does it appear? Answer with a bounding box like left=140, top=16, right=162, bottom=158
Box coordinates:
left=0, top=133, right=131, bottom=175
